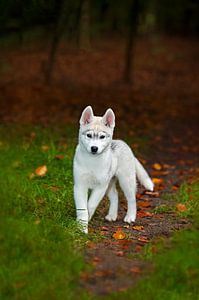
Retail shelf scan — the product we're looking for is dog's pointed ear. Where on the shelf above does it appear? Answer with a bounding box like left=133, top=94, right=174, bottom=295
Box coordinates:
left=80, top=106, right=94, bottom=125
left=102, top=108, right=115, bottom=128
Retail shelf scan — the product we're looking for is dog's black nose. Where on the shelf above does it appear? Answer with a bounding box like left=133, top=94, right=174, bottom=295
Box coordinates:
left=91, top=146, right=98, bottom=153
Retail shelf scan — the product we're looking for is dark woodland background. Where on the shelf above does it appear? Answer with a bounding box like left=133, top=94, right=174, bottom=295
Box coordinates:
left=0, top=0, right=198, bottom=125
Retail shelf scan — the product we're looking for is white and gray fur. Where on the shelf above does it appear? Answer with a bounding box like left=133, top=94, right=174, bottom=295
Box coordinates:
left=73, top=106, right=154, bottom=233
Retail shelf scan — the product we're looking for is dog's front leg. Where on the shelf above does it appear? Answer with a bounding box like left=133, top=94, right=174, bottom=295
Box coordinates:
left=74, top=184, right=88, bottom=233
left=88, top=185, right=108, bottom=220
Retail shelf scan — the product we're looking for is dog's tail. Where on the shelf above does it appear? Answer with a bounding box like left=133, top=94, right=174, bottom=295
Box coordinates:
left=135, top=158, right=154, bottom=191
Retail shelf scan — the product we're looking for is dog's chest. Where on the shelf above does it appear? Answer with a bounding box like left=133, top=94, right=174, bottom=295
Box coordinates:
left=80, top=160, right=111, bottom=188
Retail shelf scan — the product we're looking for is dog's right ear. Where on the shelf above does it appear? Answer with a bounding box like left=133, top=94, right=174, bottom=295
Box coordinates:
left=80, top=106, right=94, bottom=125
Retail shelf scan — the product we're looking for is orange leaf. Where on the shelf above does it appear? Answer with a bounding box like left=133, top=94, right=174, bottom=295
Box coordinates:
left=112, top=230, right=126, bottom=240
left=176, top=203, right=187, bottom=212
left=137, top=211, right=153, bottom=218
left=87, top=242, right=97, bottom=249
left=138, top=201, right=152, bottom=208
left=152, top=163, right=162, bottom=170
left=172, top=185, right=179, bottom=191
left=130, top=266, right=142, bottom=273
left=35, top=165, right=47, bottom=176
left=132, top=225, right=144, bottom=231
left=152, top=178, right=163, bottom=185
left=138, top=236, right=149, bottom=243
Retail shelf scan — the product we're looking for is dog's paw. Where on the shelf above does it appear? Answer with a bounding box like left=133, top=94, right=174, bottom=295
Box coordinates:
left=105, top=214, right=117, bottom=222
left=124, top=214, right=136, bottom=223
left=77, top=219, right=88, bottom=234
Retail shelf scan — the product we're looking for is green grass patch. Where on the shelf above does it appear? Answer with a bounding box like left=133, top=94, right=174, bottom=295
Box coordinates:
left=0, top=125, right=93, bottom=300
left=174, top=181, right=199, bottom=218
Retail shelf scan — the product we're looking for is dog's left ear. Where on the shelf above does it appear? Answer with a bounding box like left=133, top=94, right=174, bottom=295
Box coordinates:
left=102, top=108, right=115, bottom=128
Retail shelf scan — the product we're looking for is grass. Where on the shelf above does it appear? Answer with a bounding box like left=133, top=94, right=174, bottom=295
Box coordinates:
left=0, top=125, right=92, bottom=300
left=0, top=125, right=199, bottom=300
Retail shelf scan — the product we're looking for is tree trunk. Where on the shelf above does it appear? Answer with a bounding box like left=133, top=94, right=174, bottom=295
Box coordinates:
left=45, top=1, right=69, bottom=84
left=79, top=0, right=91, bottom=50
left=123, top=0, right=140, bottom=83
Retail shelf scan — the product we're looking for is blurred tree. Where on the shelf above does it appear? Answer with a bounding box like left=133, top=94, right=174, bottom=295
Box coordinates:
left=123, top=0, right=140, bottom=83
left=154, top=0, right=199, bottom=35
left=79, top=0, right=91, bottom=50
left=44, top=0, right=81, bottom=84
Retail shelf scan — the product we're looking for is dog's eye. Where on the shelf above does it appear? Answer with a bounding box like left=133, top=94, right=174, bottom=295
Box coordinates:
left=87, top=133, right=92, bottom=138
left=100, top=135, right=105, bottom=139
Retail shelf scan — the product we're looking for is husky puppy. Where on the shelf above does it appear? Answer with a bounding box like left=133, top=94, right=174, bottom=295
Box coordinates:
left=73, top=106, right=154, bottom=233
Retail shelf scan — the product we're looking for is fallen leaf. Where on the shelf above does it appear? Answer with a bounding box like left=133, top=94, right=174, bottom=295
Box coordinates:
left=163, top=164, right=175, bottom=169
left=41, top=145, right=49, bottom=152
left=132, top=225, right=144, bottom=231
left=101, top=226, right=109, bottom=231
left=138, top=201, right=152, bottom=208
left=154, top=214, right=164, bottom=219
left=130, top=266, right=142, bottom=273
left=112, top=230, right=126, bottom=240
left=34, top=219, right=40, bottom=225
left=115, top=250, right=124, bottom=257
left=145, top=191, right=160, bottom=197
left=138, top=236, right=149, bottom=243
left=172, top=185, right=179, bottom=191
left=137, top=211, right=153, bottom=218
left=92, top=256, right=100, bottom=263
left=35, top=165, right=47, bottom=176
left=152, top=178, right=163, bottom=185
left=176, top=203, right=187, bottom=212
left=152, top=163, right=162, bottom=170
left=87, top=242, right=97, bottom=249
left=94, top=270, right=113, bottom=277
left=119, top=240, right=133, bottom=249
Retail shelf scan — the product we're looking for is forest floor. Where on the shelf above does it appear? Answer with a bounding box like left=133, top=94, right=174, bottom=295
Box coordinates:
left=0, top=35, right=199, bottom=298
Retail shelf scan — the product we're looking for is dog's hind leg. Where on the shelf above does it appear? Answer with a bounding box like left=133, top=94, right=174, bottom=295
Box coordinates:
left=105, top=178, right=118, bottom=221
left=118, top=174, right=137, bottom=223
